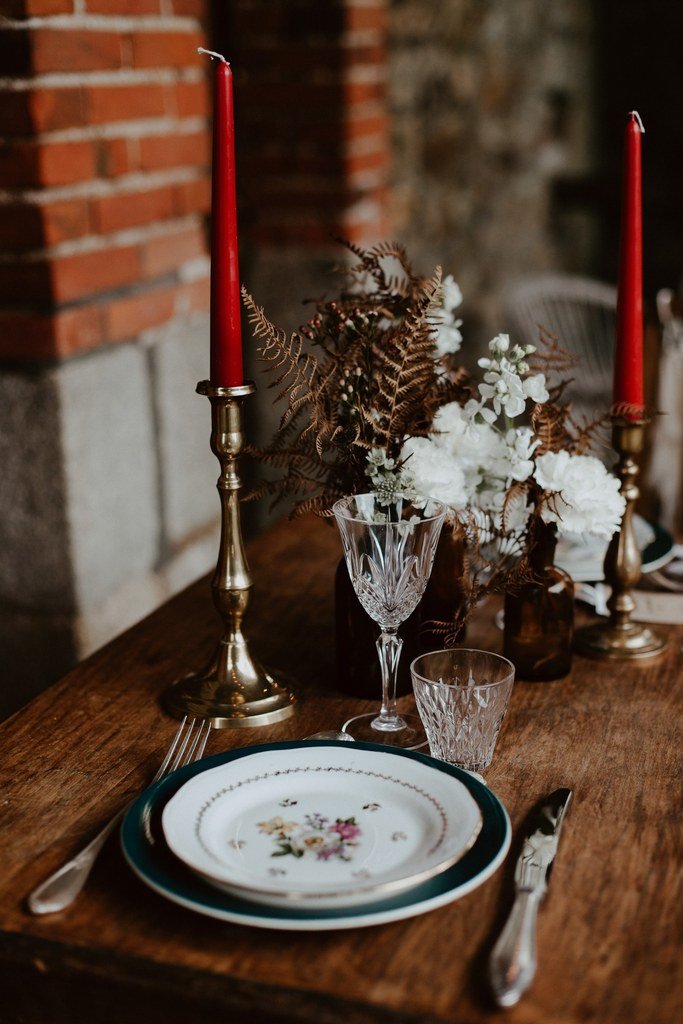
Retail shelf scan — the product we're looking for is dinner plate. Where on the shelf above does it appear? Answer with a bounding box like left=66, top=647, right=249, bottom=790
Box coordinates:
left=161, top=745, right=483, bottom=909
left=556, top=516, right=674, bottom=582
left=121, top=741, right=511, bottom=932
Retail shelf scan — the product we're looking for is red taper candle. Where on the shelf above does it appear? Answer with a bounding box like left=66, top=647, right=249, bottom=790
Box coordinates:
left=201, top=48, right=244, bottom=388
left=613, top=111, right=645, bottom=418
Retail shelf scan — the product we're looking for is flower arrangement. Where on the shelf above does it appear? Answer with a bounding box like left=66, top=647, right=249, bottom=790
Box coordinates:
left=245, top=241, right=626, bottom=635
left=402, top=332, right=625, bottom=542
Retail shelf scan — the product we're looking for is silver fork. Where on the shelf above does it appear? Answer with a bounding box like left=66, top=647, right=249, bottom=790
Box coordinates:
left=28, top=716, right=211, bottom=915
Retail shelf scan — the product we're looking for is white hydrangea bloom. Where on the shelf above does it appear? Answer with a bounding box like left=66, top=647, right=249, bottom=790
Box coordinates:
left=400, top=436, right=471, bottom=510
left=431, top=402, right=507, bottom=498
left=534, top=451, right=626, bottom=538
left=533, top=449, right=570, bottom=492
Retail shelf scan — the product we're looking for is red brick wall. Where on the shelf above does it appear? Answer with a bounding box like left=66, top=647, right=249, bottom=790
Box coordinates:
left=0, top=0, right=389, bottom=362
left=226, top=0, right=389, bottom=247
left=0, top=0, right=212, bottom=360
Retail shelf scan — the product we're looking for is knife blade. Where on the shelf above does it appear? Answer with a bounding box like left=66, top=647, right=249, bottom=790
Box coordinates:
left=489, top=787, right=572, bottom=1008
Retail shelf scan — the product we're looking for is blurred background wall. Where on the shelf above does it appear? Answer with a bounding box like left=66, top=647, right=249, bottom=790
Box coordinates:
left=0, top=0, right=680, bottom=717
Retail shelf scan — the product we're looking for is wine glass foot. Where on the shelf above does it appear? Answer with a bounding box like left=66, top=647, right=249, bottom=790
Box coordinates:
left=341, top=712, right=427, bottom=750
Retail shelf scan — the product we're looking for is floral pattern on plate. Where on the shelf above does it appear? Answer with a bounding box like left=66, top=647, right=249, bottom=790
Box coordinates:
left=257, top=812, right=363, bottom=862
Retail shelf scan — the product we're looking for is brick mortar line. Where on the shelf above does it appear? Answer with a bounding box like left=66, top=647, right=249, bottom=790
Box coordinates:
left=177, top=254, right=209, bottom=282
left=0, top=262, right=209, bottom=318
left=0, top=15, right=202, bottom=32
left=2, top=115, right=208, bottom=146
left=0, top=165, right=207, bottom=205
left=0, top=306, right=209, bottom=372
left=0, top=213, right=204, bottom=262
left=0, top=67, right=203, bottom=91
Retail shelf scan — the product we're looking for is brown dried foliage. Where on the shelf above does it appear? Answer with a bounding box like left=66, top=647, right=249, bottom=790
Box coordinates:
left=244, top=241, right=471, bottom=517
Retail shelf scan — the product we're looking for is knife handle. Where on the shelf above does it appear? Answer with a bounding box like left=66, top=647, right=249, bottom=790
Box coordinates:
left=489, top=889, right=540, bottom=1007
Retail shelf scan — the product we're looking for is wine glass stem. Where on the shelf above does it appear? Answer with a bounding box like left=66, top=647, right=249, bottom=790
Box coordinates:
left=375, top=629, right=404, bottom=729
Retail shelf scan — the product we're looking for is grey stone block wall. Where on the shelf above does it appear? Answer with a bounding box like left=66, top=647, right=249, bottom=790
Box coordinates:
left=0, top=311, right=221, bottom=720
left=0, top=368, right=75, bottom=613
left=0, top=266, right=344, bottom=720
left=150, top=318, right=218, bottom=552
left=59, top=343, right=161, bottom=613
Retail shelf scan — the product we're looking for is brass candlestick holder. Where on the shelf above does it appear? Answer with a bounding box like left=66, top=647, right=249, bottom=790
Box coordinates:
left=575, top=417, right=668, bottom=660
left=162, top=380, right=296, bottom=727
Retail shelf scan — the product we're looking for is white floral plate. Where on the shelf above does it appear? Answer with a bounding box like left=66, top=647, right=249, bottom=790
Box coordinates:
left=161, top=745, right=483, bottom=910
left=121, top=741, right=510, bottom=931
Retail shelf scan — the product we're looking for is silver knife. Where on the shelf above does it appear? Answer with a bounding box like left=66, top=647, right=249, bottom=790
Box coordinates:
left=489, top=787, right=572, bottom=1007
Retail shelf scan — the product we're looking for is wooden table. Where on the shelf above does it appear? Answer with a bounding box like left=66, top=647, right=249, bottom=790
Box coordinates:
left=1, top=518, right=681, bottom=1024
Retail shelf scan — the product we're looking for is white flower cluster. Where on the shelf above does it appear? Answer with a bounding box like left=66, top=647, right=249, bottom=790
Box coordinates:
left=465, top=334, right=548, bottom=422
left=365, top=300, right=625, bottom=542
left=430, top=274, right=464, bottom=358
left=400, top=402, right=536, bottom=531
left=392, top=333, right=625, bottom=541
left=365, top=448, right=415, bottom=507
left=534, top=451, right=625, bottom=539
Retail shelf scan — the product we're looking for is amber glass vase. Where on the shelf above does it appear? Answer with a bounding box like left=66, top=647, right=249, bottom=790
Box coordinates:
left=503, top=521, right=574, bottom=681
left=419, top=523, right=467, bottom=651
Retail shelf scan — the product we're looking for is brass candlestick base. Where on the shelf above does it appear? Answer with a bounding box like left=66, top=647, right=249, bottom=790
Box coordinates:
left=575, top=417, right=668, bottom=661
left=162, top=380, right=296, bottom=727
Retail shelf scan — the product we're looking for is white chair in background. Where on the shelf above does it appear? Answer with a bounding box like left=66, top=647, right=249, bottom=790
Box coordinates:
left=647, top=288, right=683, bottom=538
left=503, top=273, right=617, bottom=423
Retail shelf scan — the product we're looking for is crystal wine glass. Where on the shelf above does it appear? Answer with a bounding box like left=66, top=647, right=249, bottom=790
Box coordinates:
left=333, top=493, right=446, bottom=748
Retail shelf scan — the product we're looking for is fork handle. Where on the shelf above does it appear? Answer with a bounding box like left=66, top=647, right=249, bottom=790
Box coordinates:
left=28, top=807, right=125, bottom=915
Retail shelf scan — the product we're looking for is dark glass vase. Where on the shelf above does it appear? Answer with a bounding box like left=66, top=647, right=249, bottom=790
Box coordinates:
left=503, top=521, right=574, bottom=681
left=419, top=524, right=467, bottom=652
left=334, top=526, right=467, bottom=698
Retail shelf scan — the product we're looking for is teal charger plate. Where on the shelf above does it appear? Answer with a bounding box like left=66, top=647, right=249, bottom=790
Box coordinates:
left=121, top=740, right=511, bottom=931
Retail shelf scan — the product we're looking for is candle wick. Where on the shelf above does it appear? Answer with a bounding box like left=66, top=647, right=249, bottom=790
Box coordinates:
left=197, top=47, right=229, bottom=66
left=630, top=110, right=645, bottom=133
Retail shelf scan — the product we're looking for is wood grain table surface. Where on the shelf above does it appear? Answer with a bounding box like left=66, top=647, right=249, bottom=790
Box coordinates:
left=1, top=516, right=681, bottom=1024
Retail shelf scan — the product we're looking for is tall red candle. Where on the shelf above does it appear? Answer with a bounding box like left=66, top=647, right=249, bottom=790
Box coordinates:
left=613, top=111, right=644, bottom=417
left=202, top=49, right=243, bottom=388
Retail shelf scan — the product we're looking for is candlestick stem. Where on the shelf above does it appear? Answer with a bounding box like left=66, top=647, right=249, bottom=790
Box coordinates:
left=575, top=418, right=668, bottom=660
left=162, top=380, right=296, bottom=727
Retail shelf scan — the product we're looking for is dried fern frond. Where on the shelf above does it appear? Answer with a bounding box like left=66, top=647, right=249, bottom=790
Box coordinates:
left=530, top=401, right=574, bottom=456
left=242, top=288, right=322, bottom=440
left=529, top=326, right=579, bottom=377
left=244, top=242, right=462, bottom=517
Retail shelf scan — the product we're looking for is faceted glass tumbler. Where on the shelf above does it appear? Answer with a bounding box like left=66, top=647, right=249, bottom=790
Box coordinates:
left=410, top=648, right=515, bottom=772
